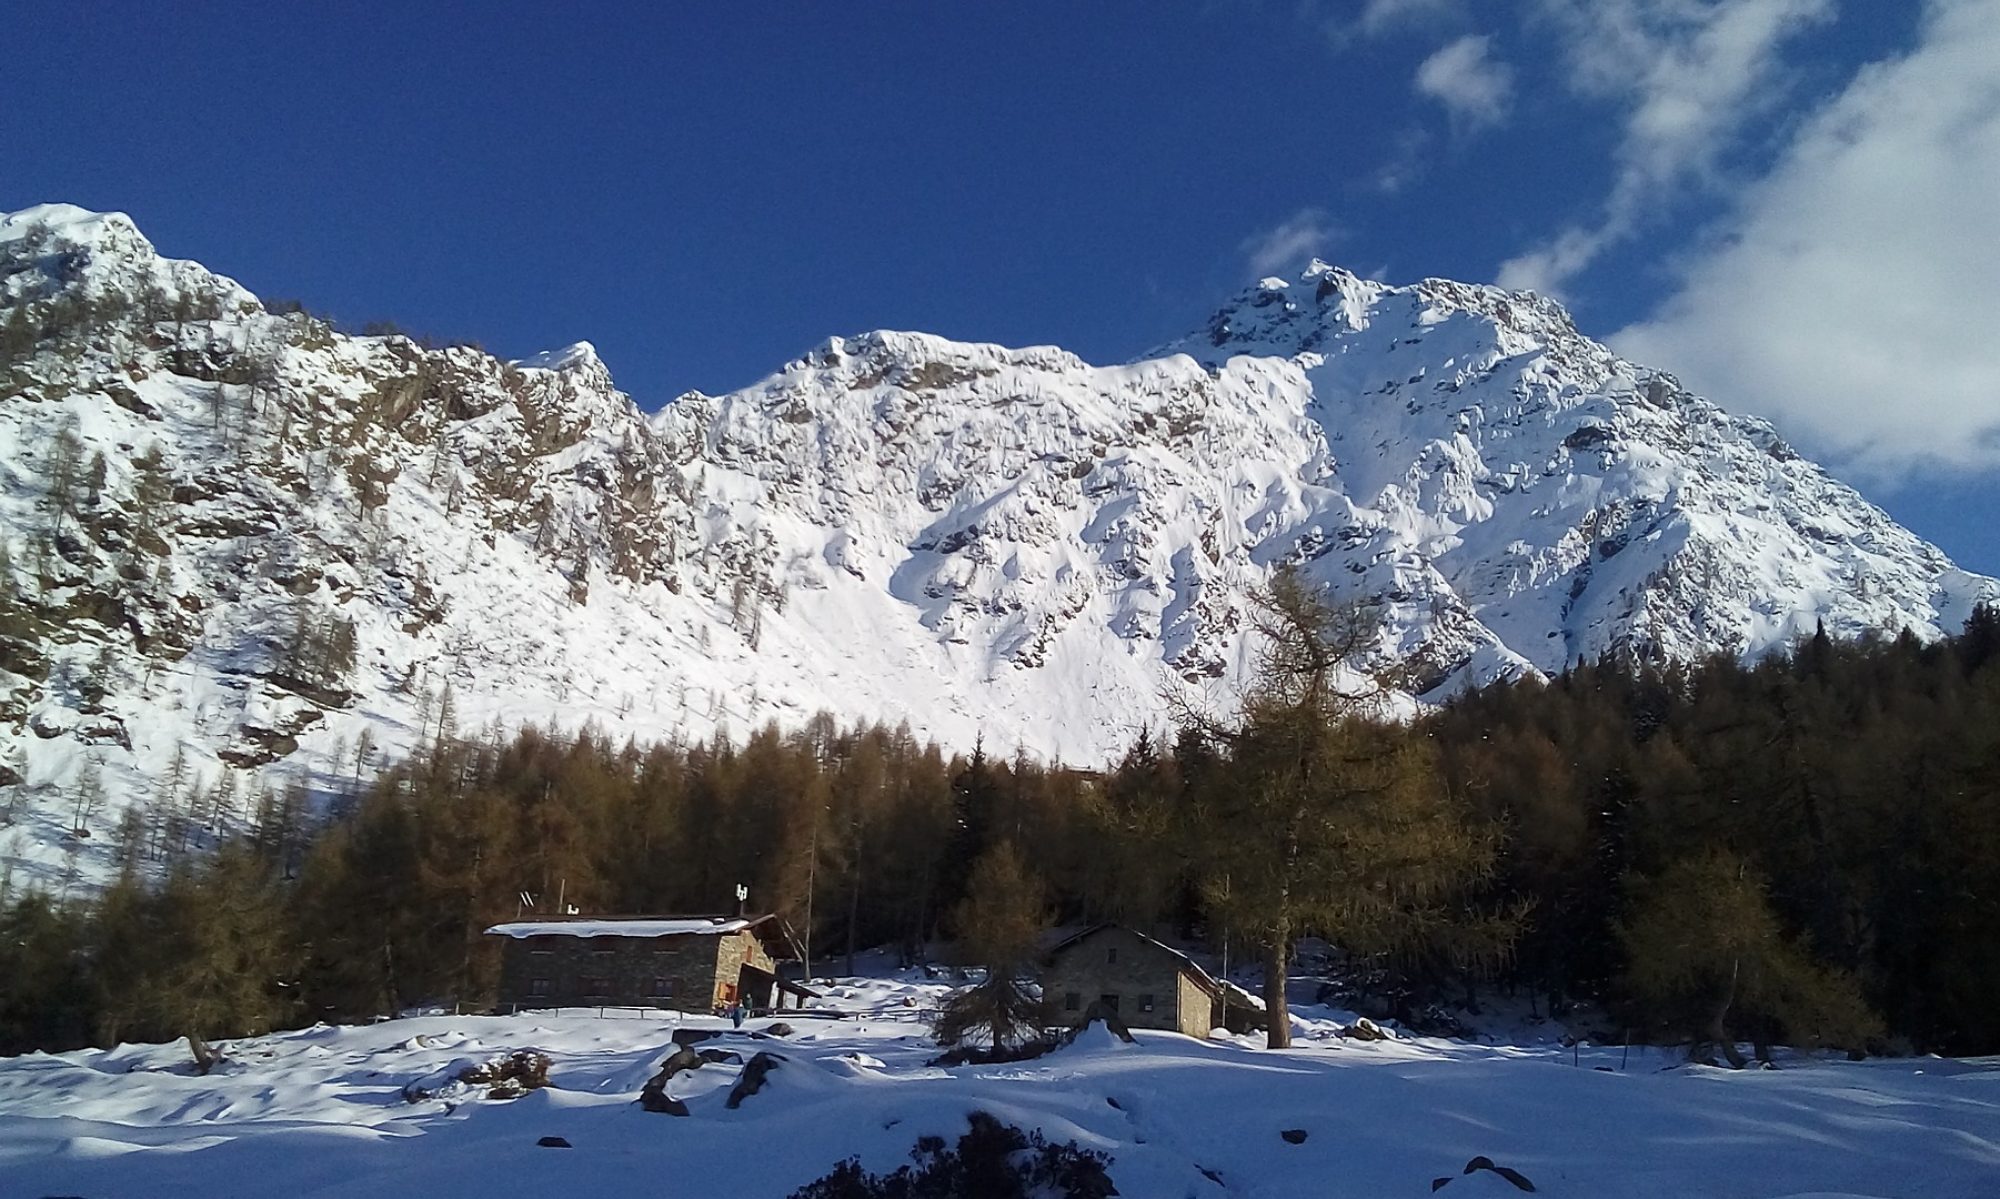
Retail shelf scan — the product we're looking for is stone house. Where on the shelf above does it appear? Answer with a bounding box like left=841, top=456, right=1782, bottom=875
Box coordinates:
left=1041, top=924, right=1263, bottom=1040
left=485, top=915, right=815, bottom=1013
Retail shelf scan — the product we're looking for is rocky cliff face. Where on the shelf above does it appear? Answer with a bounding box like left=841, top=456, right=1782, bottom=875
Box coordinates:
left=1, top=206, right=1989, bottom=888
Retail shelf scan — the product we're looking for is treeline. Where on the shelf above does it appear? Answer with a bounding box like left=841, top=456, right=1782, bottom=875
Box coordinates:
left=1430, top=612, right=2000, bottom=1057
left=4, top=601, right=1997, bottom=1058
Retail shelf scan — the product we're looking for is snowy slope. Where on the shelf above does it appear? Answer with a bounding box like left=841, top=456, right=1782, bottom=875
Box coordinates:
left=3, top=975, right=1996, bottom=1198
left=1159, top=263, right=1997, bottom=674
left=1, top=206, right=1992, bottom=890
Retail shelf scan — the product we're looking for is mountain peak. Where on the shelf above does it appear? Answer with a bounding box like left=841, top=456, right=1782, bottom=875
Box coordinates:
left=517, top=340, right=606, bottom=373
left=1, top=203, right=1993, bottom=894
left=1150, top=260, right=1388, bottom=364
left=0, top=202, right=253, bottom=314
left=0, top=202, right=140, bottom=246
left=1150, top=259, right=1604, bottom=376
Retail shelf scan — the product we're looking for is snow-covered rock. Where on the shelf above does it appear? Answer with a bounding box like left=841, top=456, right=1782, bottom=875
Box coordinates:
left=1, top=208, right=1992, bottom=889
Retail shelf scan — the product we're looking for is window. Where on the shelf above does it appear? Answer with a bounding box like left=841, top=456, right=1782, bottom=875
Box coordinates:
left=529, top=977, right=552, bottom=996
left=1106, top=947, right=1118, bottom=965
left=1099, top=993, right=1120, bottom=1011
left=1063, top=992, right=1080, bottom=1011
left=583, top=976, right=612, bottom=996
left=650, top=978, right=675, bottom=997
left=1137, top=994, right=1155, bottom=1013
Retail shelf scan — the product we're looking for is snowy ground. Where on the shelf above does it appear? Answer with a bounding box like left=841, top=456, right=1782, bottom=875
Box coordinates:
left=2, top=972, right=1995, bottom=1198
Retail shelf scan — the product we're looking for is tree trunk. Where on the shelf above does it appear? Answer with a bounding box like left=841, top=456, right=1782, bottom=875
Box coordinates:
left=1263, top=930, right=1292, bottom=1049
left=845, top=842, right=864, bottom=977
left=1706, top=955, right=1746, bottom=1068
left=383, top=937, right=401, bottom=1018
left=802, top=816, right=818, bottom=984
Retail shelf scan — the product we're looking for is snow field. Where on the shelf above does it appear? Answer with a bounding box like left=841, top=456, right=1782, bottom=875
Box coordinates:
left=2, top=972, right=1995, bottom=1198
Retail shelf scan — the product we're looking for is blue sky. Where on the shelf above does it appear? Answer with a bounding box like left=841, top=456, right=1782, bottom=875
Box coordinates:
left=5, top=1, right=1997, bottom=572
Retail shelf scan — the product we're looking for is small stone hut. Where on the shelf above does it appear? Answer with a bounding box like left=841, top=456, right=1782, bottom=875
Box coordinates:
left=1042, top=924, right=1263, bottom=1040
left=485, top=915, right=815, bottom=1013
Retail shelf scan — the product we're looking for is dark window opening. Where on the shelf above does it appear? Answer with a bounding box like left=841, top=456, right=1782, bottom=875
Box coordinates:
left=583, top=976, right=612, bottom=996
left=1106, top=947, right=1118, bottom=964
left=529, top=977, right=552, bottom=996
left=1099, top=993, right=1120, bottom=1011
left=1064, top=992, right=1081, bottom=1011
left=650, top=977, right=674, bottom=997
left=1138, top=994, right=1155, bottom=1013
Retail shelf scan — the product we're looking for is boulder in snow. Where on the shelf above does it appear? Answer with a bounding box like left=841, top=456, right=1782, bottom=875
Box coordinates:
left=639, top=1047, right=706, bottom=1114
left=655, top=1045, right=707, bottom=1079
left=1432, top=1155, right=1536, bottom=1192
left=1340, top=1017, right=1390, bottom=1042
left=404, top=1050, right=550, bottom=1102
left=725, top=1051, right=785, bottom=1109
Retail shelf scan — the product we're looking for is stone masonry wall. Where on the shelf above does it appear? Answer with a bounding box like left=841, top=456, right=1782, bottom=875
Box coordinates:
left=1043, top=926, right=1207, bottom=1037
left=1175, top=970, right=1215, bottom=1038
left=496, top=934, right=723, bottom=1011
left=710, top=929, right=775, bottom=1008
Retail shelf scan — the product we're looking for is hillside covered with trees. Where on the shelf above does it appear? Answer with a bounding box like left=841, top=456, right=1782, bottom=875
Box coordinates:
left=3, top=593, right=1997, bottom=1060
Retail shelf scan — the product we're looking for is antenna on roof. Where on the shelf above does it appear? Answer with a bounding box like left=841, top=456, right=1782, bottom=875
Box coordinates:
left=735, top=882, right=749, bottom=916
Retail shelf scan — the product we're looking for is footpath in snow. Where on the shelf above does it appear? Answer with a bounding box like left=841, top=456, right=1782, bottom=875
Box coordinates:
left=2, top=972, right=1996, bottom=1198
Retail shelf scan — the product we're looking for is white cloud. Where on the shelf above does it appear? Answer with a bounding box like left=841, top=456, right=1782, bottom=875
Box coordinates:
left=1241, top=209, right=1340, bottom=278
left=1372, top=126, right=1433, bottom=194
left=1497, top=0, right=1833, bottom=293
left=1615, top=0, right=2000, bottom=478
left=1318, top=0, right=1463, bottom=51
left=1414, top=34, right=1516, bottom=130
left=1359, top=0, right=1462, bottom=37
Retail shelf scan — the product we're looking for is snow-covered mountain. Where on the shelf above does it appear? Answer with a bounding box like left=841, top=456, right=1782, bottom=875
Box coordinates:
left=1, top=204, right=1991, bottom=887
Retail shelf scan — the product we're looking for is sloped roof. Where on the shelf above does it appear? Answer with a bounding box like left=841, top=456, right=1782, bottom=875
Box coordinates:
left=741, top=961, right=823, bottom=1002
left=1217, top=978, right=1267, bottom=1012
left=1044, top=923, right=1252, bottom=1003
left=485, top=914, right=774, bottom=939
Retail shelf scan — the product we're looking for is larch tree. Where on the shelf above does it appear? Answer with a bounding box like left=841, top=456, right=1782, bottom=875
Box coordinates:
left=1619, top=849, right=1881, bottom=1066
left=1181, top=567, right=1507, bottom=1048
left=42, top=419, right=86, bottom=537
left=933, top=840, right=1052, bottom=1053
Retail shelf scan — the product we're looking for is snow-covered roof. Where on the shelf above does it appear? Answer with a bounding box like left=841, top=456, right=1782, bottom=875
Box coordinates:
left=1045, top=923, right=1238, bottom=999
left=484, top=915, right=770, bottom=939
left=1218, top=978, right=1266, bottom=1011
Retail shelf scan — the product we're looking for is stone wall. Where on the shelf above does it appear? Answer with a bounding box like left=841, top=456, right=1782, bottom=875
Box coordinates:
left=1175, top=970, right=1215, bottom=1038
left=495, top=934, right=724, bottom=1012
left=1043, top=926, right=1212, bottom=1038
left=710, top=929, right=775, bottom=1008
